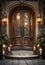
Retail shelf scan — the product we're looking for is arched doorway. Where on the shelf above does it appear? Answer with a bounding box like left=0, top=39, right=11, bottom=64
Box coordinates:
left=9, top=5, right=36, bottom=49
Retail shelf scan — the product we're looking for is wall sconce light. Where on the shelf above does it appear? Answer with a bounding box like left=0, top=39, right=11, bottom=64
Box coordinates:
left=37, top=0, right=43, bottom=22
left=2, top=16, right=7, bottom=24
left=1, top=11, right=7, bottom=25
left=37, top=17, right=42, bottom=22
left=1, top=13, right=7, bottom=21
left=2, top=17, right=7, bottom=22
left=37, top=13, right=42, bottom=22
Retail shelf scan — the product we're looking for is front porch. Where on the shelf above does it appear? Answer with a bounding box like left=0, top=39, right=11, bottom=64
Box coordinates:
left=6, top=50, right=39, bottom=59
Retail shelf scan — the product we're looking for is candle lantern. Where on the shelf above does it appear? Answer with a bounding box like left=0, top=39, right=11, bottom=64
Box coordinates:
left=10, top=44, right=12, bottom=53
left=2, top=49, right=6, bottom=59
left=37, top=44, right=40, bottom=48
left=2, top=49, right=5, bottom=55
left=2, top=44, right=6, bottom=49
left=8, top=46, right=11, bottom=54
left=39, top=47, right=42, bottom=56
left=33, top=46, right=36, bottom=51
left=2, top=44, right=6, bottom=59
left=10, top=44, right=12, bottom=47
left=33, top=45, right=36, bottom=54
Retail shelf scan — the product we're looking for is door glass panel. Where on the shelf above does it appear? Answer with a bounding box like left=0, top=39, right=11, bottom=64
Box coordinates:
left=30, top=15, right=33, bottom=36
left=24, top=13, right=28, bottom=37
left=12, top=15, right=15, bottom=35
left=16, top=13, right=20, bottom=37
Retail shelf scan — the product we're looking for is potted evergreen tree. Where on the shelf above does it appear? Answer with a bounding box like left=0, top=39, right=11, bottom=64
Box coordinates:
left=40, top=27, right=45, bottom=58
left=35, top=27, right=45, bottom=58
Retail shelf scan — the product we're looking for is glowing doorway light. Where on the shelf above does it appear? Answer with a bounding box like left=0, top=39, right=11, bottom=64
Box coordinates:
left=25, top=22, right=28, bottom=26
left=17, top=13, right=20, bottom=20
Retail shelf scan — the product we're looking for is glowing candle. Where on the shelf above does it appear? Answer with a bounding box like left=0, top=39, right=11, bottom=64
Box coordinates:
left=33, top=46, right=36, bottom=51
left=8, top=46, right=11, bottom=52
left=37, top=44, right=40, bottom=48
left=10, top=44, right=12, bottom=47
left=2, top=44, right=6, bottom=48
left=39, top=48, right=42, bottom=55
left=3, top=49, right=5, bottom=55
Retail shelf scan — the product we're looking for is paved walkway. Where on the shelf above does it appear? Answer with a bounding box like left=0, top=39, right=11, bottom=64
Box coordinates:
left=0, top=59, right=45, bottom=65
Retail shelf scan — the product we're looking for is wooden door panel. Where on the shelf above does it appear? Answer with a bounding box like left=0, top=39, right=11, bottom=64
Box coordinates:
left=15, top=38, right=22, bottom=46
left=24, top=38, right=30, bottom=46
left=11, top=10, right=35, bottom=49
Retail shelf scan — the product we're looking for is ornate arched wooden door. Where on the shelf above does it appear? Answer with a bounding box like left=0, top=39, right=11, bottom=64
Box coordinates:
left=9, top=8, right=35, bottom=49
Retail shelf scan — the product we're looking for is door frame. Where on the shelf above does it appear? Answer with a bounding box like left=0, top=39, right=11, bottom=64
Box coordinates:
left=9, top=4, right=36, bottom=48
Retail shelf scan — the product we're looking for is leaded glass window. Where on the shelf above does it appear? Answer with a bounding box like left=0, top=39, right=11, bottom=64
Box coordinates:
left=30, top=14, right=33, bottom=35
left=16, top=13, right=20, bottom=37
left=24, top=13, right=28, bottom=37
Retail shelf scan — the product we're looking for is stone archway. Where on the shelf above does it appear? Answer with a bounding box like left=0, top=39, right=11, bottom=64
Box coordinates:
left=9, top=4, right=36, bottom=50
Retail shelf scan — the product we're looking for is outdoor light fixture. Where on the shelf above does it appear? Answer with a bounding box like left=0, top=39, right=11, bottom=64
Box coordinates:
left=1, top=9, right=7, bottom=26
left=39, top=47, right=42, bottom=56
left=10, top=44, right=12, bottom=47
left=2, top=15, right=7, bottom=23
left=2, top=49, right=5, bottom=56
left=2, top=44, right=6, bottom=58
left=37, top=44, right=40, bottom=48
left=2, top=15, right=7, bottom=22
left=33, top=45, right=36, bottom=52
left=2, top=44, right=6, bottom=49
left=37, top=13, right=42, bottom=22
left=37, top=0, right=42, bottom=22
left=1, top=12, right=7, bottom=28
left=33, top=45, right=36, bottom=54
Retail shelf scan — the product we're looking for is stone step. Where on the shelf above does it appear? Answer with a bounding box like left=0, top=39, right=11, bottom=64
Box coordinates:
left=5, top=50, right=39, bottom=59
left=12, top=47, right=33, bottom=50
